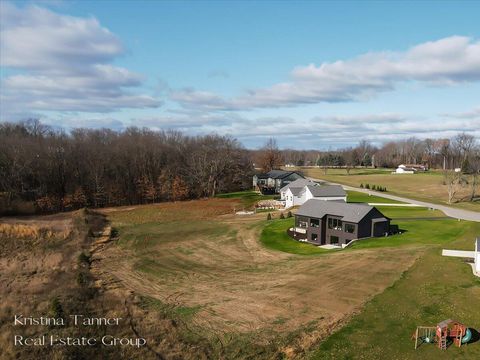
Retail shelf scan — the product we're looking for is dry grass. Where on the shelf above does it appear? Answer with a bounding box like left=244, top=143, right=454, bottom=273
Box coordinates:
left=0, top=223, right=70, bottom=240
left=300, top=167, right=480, bottom=211
left=97, top=199, right=423, bottom=357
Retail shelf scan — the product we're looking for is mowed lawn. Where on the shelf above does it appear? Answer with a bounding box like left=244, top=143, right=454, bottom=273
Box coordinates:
left=103, top=193, right=480, bottom=359
left=347, top=190, right=404, bottom=204
left=310, top=220, right=480, bottom=360
left=300, top=167, right=480, bottom=212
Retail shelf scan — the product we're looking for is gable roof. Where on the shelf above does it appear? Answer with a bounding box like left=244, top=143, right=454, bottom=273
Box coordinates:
left=267, top=170, right=305, bottom=179
left=306, top=184, right=346, bottom=198
left=296, top=199, right=386, bottom=223
left=286, top=187, right=304, bottom=196
left=280, top=178, right=316, bottom=193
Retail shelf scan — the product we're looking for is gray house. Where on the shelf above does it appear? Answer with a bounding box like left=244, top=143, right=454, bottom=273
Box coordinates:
left=253, top=170, right=305, bottom=194
left=292, top=199, right=390, bottom=246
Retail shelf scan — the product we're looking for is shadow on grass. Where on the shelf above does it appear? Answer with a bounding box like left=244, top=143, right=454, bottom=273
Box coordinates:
left=467, top=328, right=480, bottom=344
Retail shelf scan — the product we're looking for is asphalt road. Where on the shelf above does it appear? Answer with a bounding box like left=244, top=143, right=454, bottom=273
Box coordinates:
left=310, top=178, right=480, bottom=222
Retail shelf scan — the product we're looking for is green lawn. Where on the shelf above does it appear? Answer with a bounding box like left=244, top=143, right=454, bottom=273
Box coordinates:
left=347, top=190, right=404, bottom=204
left=259, top=218, right=331, bottom=255
left=310, top=220, right=480, bottom=360
left=216, top=190, right=277, bottom=208
left=377, top=206, right=446, bottom=219
left=299, top=167, right=480, bottom=212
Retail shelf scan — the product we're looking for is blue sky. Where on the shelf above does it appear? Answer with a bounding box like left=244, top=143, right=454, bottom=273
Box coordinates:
left=1, top=0, right=479, bottom=149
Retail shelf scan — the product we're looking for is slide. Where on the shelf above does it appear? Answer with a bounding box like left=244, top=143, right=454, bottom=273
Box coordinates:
left=462, top=328, right=472, bottom=344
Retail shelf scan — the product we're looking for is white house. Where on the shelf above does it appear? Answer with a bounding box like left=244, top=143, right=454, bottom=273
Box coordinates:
left=284, top=184, right=346, bottom=208
left=280, top=178, right=317, bottom=200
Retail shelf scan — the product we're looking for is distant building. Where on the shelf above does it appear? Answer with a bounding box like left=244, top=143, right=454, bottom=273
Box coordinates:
left=292, top=199, right=390, bottom=246
left=253, top=170, right=305, bottom=194
left=394, top=164, right=427, bottom=174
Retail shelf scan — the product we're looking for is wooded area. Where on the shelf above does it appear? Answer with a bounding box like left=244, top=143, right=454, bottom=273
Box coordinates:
left=0, top=120, right=253, bottom=214
left=1, top=120, right=478, bottom=215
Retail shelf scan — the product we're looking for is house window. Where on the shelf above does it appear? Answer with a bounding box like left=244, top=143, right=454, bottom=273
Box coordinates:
left=328, top=218, right=342, bottom=230
left=344, top=223, right=355, bottom=233
left=297, top=216, right=308, bottom=228
left=310, top=219, right=320, bottom=227
left=330, top=236, right=339, bottom=244
left=311, top=233, right=318, bottom=242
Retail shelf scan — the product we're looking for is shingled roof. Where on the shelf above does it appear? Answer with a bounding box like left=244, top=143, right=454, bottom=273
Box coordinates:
left=306, top=185, right=346, bottom=198
left=279, top=178, right=317, bottom=193
left=296, top=199, right=383, bottom=223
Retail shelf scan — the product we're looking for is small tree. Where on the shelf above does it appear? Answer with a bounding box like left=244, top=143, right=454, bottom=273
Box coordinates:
left=267, top=213, right=272, bottom=220
left=372, top=185, right=376, bottom=191
left=360, top=183, right=364, bottom=188
left=365, top=184, right=370, bottom=189
left=279, top=212, right=285, bottom=219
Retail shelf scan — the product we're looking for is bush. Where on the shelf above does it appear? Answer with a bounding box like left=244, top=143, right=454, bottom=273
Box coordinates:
left=360, top=183, right=364, bottom=188
left=287, top=211, right=293, bottom=218
left=365, top=184, right=370, bottom=189
left=110, top=227, right=119, bottom=238
left=279, top=212, right=285, bottom=219
left=50, top=297, right=64, bottom=320
left=78, top=251, right=91, bottom=266
left=267, top=213, right=272, bottom=220
left=372, top=185, right=376, bottom=190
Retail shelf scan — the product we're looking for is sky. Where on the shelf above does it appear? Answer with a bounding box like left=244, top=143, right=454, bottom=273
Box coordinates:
left=0, top=0, right=479, bottom=149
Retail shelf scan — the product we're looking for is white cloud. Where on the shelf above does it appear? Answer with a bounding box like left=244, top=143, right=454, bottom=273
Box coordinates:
left=0, top=2, right=160, bottom=116
left=173, top=36, right=480, bottom=111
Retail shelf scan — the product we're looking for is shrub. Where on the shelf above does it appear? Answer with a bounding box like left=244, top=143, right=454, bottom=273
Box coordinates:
left=365, top=184, right=370, bottom=189
left=50, top=297, right=64, bottom=320
left=279, top=212, right=285, bottom=219
left=110, top=227, right=119, bottom=238
left=267, top=213, right=272, bottom=220
left=287, top=211, right=293, bottom=218
left=78, top=252, right=91, bottom=266
left=360, top=183, right=364, bottom=188
left=372, top=185, right=376, bottom=190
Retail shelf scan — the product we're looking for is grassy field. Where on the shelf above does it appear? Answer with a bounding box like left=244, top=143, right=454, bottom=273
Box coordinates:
left=216, top=190, right=277, bottom=209
left=299, top=167, right=480, bottom=211
left=97, top=190, right=480, bottom=359
left=101, top=196, right=428, bottom=358
left=310, top=220, right=480, bottom=359
left=347, top=190, right=404, bottom=204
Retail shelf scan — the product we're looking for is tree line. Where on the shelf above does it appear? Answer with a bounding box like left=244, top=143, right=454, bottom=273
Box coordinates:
left=0, top=120, right=253, bottom=215
left=252, top=135, right=479, bottom=172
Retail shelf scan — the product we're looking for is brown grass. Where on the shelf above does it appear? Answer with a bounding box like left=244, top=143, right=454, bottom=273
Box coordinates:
left=96, top=199, right=423, bottom=357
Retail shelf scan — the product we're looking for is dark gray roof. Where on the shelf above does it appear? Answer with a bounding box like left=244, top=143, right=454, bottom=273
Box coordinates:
left=280, top=178, right=316, bottom=193
left=296, top=199, right=384, bottom=223
left=288, top=187, right=304, bottom=196
left=307, top=185, right=346, bottom=198
left=266, top=170, right=304, bottom=179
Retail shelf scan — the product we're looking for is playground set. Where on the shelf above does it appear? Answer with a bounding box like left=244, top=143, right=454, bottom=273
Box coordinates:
left=412, top=319, right=472, bottom=350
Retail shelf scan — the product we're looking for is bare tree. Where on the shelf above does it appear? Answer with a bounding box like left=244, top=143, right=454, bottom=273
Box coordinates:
left=443, top=170, right=461, bottom=204
left=258, top=138, right=283, bottom=172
